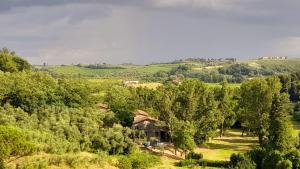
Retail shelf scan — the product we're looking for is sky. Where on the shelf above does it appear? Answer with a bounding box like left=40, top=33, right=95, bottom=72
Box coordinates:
left=0, top=0, right=300, bottom=65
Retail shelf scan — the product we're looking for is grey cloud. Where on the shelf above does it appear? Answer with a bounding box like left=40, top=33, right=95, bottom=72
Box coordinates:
left=1, top=0, right=300, bottom=65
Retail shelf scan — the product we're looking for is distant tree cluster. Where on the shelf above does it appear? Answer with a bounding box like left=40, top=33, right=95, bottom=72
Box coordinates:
left=84, top=64, right=125, bottom=70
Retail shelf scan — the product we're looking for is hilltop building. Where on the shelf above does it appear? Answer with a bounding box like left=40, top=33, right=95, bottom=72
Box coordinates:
left=259, top=56, right=288, bottom=60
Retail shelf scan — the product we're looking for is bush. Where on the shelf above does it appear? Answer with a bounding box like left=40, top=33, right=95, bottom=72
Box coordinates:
left=234, top=159, right=256, bottom=169
left=230, top=153, right=256, bottom=169
left=199, top=159, right=230, bottom=168
left=246, top=148, right=267, bottom=169
left=284, top=150, right=300, bottom=169
left=230, top=153, right=245, bottom=167
left=186, top=152, right=203, bottom=160
left=262, top=150, right=283, bottom=169
left=178, top=159, right=199, bottom=167
left=276, top=160, right=292, bottom=169
left=117, top=151, right=161, bottom=169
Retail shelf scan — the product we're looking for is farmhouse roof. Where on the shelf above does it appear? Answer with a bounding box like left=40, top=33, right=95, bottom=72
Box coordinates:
left=133, top=109, right=159, bottom=124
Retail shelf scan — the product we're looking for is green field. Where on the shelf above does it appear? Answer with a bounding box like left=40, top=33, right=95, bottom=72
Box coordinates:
left=44, top=63, right=180, bottom=78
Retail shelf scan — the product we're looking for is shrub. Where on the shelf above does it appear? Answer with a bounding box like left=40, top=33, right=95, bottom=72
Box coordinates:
left=117, top=151, right=161, bottom=169
left=186, top=152, right=203, bottom=160
left=234, top=158, right=256, bottom=169
left=262, top=150, right=283, bottom=169
left=246, top=148, right=267, bottom=169
left=284, top=149, right=300, bottom=169
left=230, top=153, right=256, bottom=169
left=276, top=160, right=292, bottom=169
left=0, top=125, right=35, bottom=159
left=199, top=159, right=230, bottom=168
left=178, top=159, right=198, bottom=167
left=230, top=153, right=245, bottom=167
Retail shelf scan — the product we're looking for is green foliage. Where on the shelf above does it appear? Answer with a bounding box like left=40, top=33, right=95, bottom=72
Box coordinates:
left=0, top=125, right=35, bottom=159
left=97, top=124, right=135, bottom=155
left=246, top=149, right=297, bottom=169
left=230, top=153, right=256, bottom=169
left=262, top=150, right=283, bottom=169
left=276, top=160, right=293, bottom=169
left=117, top=156, right=132, bottom=169
left=186, top=152, right=203, bottom=160
left=268, top=93, right=295, bottom=151
left=172, top=120, right=196, bottom=154
left=19, top=157, right=49, bottom=169
left=233, top=158, right=256, bottom=169
left=238, top=76, right=294, bottom=149
left=153, top=79, right=220, bottom=144
left=284, top=149, right=300, bottom=169
left=246, top=148, right=267, bottom=169
left=0, top=72, right=94, bottom=112
left=56, top=77, right=94, bottom=108
left=198, top=159, right=230, bottom=168
left=0, top=104, right=135, bottom=155
left=0, top=48, right=30, bottom=72
left=0, top=71, right=57, bottom=112
left=117, top=151, right=161, bottom=169
left=16, top=153, right=108, bottom=169
left=215, top=80, right=236, bottom=137
left=105, top=86, right=137, bottom=127
left=219, top=63, right=260, bottom=76
left=239, top=77, right=274, bottom=144
left=178, top=159, right=199, bottom=167
left=168, top=65, right=191, bottom=76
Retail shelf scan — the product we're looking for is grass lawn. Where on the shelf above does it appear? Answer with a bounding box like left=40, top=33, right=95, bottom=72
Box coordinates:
left=197, top=129, right=258, bottom=161
left=147, top=129, right=258, bottom=169
left=44, top=63, right=180, bottom=78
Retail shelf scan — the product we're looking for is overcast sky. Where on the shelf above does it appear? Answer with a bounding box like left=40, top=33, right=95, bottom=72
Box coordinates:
left=0, top=0, right=300, bottom=65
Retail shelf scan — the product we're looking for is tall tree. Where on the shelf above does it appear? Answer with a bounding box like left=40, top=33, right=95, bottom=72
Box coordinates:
left=239, top=78, right=273, bottom=145
left=268, top=93, right=294, bottom=151
left=155, top=84, right=179, bottom=140
left=215, top=80, right=235, bottom=137
left=172, top=120, right=196, bottom=157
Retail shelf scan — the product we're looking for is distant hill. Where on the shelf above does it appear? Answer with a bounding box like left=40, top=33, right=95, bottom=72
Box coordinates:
left=36, top=59, right=300, bottom=83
